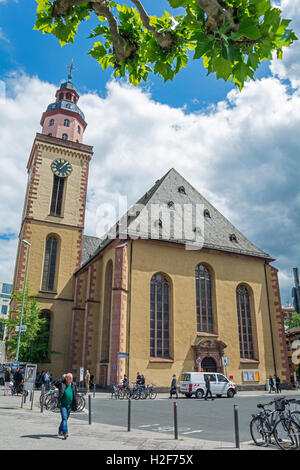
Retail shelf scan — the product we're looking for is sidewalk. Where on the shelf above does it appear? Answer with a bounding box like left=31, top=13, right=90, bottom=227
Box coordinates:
left=0, top=391, right=274, bottom=451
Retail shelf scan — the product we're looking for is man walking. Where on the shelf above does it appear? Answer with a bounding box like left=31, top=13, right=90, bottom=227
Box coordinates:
left=85, top=369, right=91, bottom=393
left=204, top=375, right=214, bottom=401
left=169, top=374, right=178, bottom=399
left=268, top=375, right=275, bottom=393
left=275, top=375, right=281, bottom=393
left=53, top=373, right=79, bottom=440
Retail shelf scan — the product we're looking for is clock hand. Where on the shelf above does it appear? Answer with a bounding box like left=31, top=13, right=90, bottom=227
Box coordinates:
left=60, top=161, right=68, bottom=170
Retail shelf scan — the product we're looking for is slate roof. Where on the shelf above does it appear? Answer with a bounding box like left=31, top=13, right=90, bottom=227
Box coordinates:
left=80, top=168, right=271, bottom=268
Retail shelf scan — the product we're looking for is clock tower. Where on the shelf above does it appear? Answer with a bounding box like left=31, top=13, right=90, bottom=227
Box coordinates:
left=11, top=76, right=93, bottom=376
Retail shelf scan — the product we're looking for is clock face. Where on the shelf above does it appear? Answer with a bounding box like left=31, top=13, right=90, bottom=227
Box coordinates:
left=50, top=158, right=72, bottom=178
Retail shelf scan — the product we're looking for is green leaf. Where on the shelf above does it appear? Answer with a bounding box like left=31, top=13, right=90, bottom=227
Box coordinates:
left=236, top=18, right=261, bottom=40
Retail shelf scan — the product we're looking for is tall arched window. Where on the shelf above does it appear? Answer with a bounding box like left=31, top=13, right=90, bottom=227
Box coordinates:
left=236, top=285, right=254, bottom=359
left=101, top=261, right=113, bottom=362
left=64, top=119, right=70, bottom=127
left=195, top=264, right=214, bottom=333
left=49, top=119, right=54, bottom=126
left=150, top=273, right=170, bottom=358
left=50, top=175, right=65, bottom=216
left=42, top=236, right=58, bottom=292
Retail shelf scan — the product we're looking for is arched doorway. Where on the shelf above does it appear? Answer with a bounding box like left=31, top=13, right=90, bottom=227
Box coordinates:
left=201, top=356, right=217, bottom=372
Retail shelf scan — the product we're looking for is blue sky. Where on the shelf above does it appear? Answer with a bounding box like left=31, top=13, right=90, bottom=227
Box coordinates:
left=0, top=0, right=271, bottom=107
left=0, top=0, right=300, bottom=305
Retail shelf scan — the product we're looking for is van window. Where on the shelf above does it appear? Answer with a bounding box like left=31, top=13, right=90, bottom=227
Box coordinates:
left=217, top=374, right=229, bottom=383
left=204, top=373, right=216, bottom=382
left=181, top=373, right=191, bottom=381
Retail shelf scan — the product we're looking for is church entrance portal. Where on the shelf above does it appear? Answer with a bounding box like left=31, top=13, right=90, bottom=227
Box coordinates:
left=201, top=356, right=217, bottom=372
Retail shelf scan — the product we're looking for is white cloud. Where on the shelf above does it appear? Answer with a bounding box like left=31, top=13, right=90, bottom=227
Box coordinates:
left=271, top=0, right=300, bottom=89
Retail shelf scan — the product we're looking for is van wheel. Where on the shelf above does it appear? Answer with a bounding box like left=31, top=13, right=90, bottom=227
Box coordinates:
left=227, top=389, right=235, bottom=398
left=185, top=393, right=192, bottom=398
left=195, top=389, right=204, bottom=399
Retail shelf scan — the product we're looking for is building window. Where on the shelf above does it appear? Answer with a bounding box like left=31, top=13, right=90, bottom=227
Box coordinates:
left=41, top=236, right=58, bottom=292
left=236, top=285, right=254, bottom=359
left=62, top=133, right=68, bottom=140
left=64, top=119, right=70, bottom=127
left=1, top=305, right=8, bottom=315
left=50, top=175, right=65, bottom=217
left=66, top=92, right=72, bottom=100
left=49, top=119, right=54, bottom=126
left=77, top=125, right=81, bottom=134
left=150, top=273, right=170, bottom=358
left=195, top=264, right=214, bottom=333
left=59, top=93, right=64, bottom=100
left=2, top=283, right=12, bottom=294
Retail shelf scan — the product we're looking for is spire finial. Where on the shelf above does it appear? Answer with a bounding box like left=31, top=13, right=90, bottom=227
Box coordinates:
left=67, top=59, right=76, bottom=80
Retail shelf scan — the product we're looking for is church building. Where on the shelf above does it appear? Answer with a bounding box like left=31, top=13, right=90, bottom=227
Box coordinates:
left=11, top=77, right=290, bottom=389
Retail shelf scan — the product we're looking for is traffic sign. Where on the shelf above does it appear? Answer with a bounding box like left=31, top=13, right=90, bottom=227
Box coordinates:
left=118, top=352, right=129, bottom=358
left=222, top=356, right=229, bottom=366
left=196, top=357, right=201, bottom=364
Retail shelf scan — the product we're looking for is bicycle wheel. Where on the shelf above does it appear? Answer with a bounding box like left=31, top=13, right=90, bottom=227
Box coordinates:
left=291, top=411, right=300, bottom=427
left=273, top=418, right=299, bottom=450
left=250, top=416, right=269, bottom=446
left=76, top=395, right=85, bottom=411
left=119, top=389, right=125, bottom=400
left=149, top=391, right=157, bottom=400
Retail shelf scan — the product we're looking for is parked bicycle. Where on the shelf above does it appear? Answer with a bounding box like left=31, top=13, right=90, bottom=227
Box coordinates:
left=250, top=396, right=300, bottom=450
left=141, top=384, right=157, bottom=400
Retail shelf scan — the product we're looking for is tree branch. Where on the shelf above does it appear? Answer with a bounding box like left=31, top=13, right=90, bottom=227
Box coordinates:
left=196, top=0, right=238, bottom=33
left=52, top=0, right=138, bottom=63
left=131, top=0, right=177, bottom=50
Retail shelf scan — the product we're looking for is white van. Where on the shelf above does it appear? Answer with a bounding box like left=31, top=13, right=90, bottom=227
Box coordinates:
left=180, top=372, right=237, bottom=398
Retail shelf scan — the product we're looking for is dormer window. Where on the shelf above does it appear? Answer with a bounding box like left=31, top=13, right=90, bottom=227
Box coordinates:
left=229, top=233, right=238, bottom=243
left=167, top=201, right=175, bottom=209
left=204, top=209, right=211, bottom=218
left=65, top=103, right=71, bottom=109
left=49, top=119, right=54, bottom=126
left=62, top=133, right=68, bottom=141
left=64, top=119, right=70, bottom=127
left=178, top=186, right=186, bottom=195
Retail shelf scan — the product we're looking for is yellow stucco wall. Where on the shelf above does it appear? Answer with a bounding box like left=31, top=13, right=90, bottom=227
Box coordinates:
left=127, top=239, right=285, bottom=388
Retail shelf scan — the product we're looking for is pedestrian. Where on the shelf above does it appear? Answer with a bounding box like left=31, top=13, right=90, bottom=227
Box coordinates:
left=13, top=367, right=23, bottom=394
left=140, top=374, right=145, bottom=389
left=44, top=371, right=51, bottom=391
left=136, top=372, right=142, bottom=385
left=268, top=375, right=275, bottom=393
left=53, top=373, right=79, bottom=440
left=85, top=369, right=90, bottom=393
left=4, top=367, right=12, bottom=396
left=169, top=374, right=178, bottom=399
left=39, top=370, right=45, bottom=390
left=90, top=374, right=94, bottom=389
left=275, top=375, right=281, bottom=393
left=204, top=375, right=214, bottom=401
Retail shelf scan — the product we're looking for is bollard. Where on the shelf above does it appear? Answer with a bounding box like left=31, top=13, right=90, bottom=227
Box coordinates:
left=128, top=398, right=131, bottom=432
left=30, top=389, right=35, bottom=411
left=173, top=402, right=178, bottom=440
left=40, top=385, right=45, bottom=413
left=93, top=384, right=96, bottom=398
left=21, top=391, right=24, bottom=408
left=88, top=394, right=92, bottom=425
left=24, top=390, right=27, bottom=404
left=234, top=404, right=240, bottom=449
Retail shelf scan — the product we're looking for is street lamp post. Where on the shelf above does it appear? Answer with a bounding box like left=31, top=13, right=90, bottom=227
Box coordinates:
left=15, top=239, right=31, bottom=362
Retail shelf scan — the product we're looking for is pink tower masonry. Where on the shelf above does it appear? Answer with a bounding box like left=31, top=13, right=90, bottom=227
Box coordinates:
left=40, top=79, right=87, bottom=144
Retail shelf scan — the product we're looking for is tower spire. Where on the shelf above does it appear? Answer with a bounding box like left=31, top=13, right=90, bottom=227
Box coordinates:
left=67, top=59, right=76, bottom=81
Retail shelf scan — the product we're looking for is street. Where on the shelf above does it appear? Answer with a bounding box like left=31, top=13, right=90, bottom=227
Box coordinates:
left=75, top=392, right=300, bottom=443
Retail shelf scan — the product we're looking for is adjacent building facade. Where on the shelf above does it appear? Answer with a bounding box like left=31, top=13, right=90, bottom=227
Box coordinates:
left=10, top=79, right=290, bottom=389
